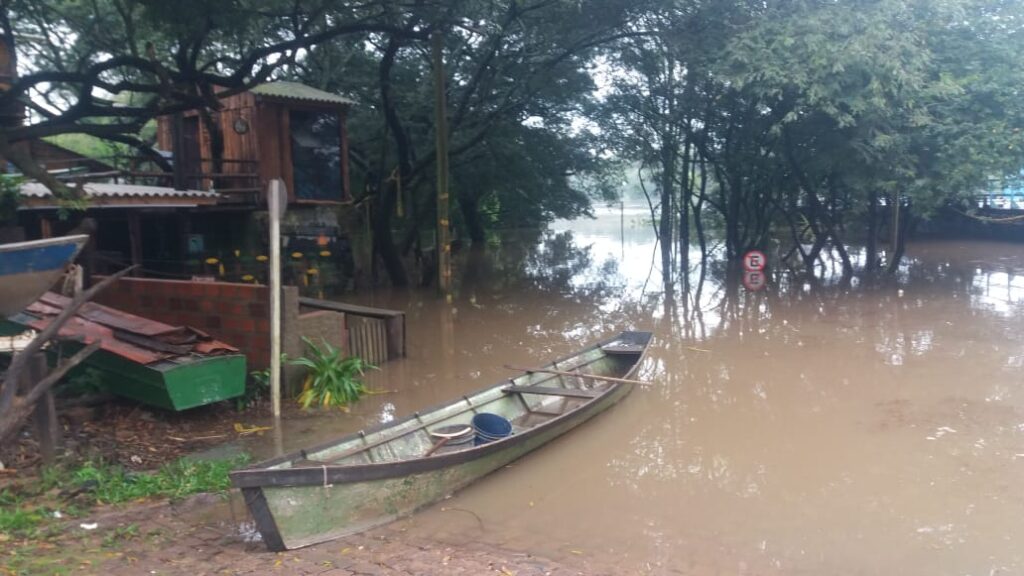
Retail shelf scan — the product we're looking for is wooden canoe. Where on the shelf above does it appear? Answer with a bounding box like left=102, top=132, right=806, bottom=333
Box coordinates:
left=230, top=330, right=652, bottom=551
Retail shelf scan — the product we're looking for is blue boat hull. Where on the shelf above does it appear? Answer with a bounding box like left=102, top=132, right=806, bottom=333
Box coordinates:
left=0, top=235, right=88, bottom=317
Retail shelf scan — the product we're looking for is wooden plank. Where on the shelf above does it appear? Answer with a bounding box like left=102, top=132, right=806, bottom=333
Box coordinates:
left=602, top=344, right=647, bottom=354
left=501, top=385, right=600, bottom=399
left=505, top=364, right=649, bottom=386
left=24, top=353, right=59, bottom=463
left=299, top=297, right=403, bottom=319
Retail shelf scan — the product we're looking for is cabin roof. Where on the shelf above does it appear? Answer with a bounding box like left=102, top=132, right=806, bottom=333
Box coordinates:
left=18, top=182, right=219, bottom=209
left=250, top=81, right=355, bottom=106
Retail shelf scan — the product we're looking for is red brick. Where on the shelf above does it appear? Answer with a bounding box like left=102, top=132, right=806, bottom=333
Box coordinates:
left=224, top=318, right=254, bottom=332
left=215, top=301, right=239, bottom=315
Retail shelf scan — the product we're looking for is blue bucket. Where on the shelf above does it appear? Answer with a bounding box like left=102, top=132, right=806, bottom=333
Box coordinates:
left=472, top=412, right=512, bottom=445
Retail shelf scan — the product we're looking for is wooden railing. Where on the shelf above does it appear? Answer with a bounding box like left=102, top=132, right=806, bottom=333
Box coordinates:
left=48, top=159, right=262, bottom=202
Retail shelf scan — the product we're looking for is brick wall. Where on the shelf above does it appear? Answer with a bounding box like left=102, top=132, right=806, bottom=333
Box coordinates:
left=93, top=277, right=300, bottom=370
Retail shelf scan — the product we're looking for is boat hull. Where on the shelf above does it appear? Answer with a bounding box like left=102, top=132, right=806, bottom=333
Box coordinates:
left=0, top=235, right=88, bottom=317
left=245, top=382, right=632, bottom=550
left=73, top=349, right=247, bottom=411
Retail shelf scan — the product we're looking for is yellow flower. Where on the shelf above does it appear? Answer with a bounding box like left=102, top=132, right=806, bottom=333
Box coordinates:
left=306, top=268, right=319, bottom=275
left=205, top=257, right=219, bottom=265
left=256, top=255, right=268, bottom=262
left=319, top=250, right=331, bottom=258
left=234, top=249, right=240, bottom=257
left=242, top=274, right=255, bottom=282
left=291, top=252, right=304, bottom=259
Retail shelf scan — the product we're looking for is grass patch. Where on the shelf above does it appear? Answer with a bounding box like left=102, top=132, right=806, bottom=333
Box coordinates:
left=0, top=455, right=248, bottom=542
left=71, top=456, right=248, bottom=504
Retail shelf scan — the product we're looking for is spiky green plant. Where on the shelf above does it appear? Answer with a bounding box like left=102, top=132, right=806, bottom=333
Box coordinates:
left=291, top=337, right=374, bottom=410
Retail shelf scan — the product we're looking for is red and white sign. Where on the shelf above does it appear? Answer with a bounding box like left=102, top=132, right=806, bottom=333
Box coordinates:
left=742, top=250, right=767, bottom=272
left=743, top=270, right=767, bottom=291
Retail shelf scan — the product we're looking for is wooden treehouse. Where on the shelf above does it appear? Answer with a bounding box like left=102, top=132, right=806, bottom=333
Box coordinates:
left=155, top=81, right=354, bottom=205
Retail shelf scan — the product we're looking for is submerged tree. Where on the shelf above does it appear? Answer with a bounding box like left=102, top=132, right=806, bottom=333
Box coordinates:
left=4, top=0, right=1022, bottom=287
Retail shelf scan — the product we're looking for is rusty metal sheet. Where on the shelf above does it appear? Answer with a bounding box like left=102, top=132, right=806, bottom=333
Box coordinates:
left=22, top=314, right=167, bottom=365
left=21, top=292, right=241, bottom=365
left=39, top=293, right=180, bottom=337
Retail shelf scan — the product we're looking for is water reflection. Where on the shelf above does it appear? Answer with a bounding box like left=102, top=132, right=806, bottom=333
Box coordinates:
left=249, top=210, right=1024, bottom=574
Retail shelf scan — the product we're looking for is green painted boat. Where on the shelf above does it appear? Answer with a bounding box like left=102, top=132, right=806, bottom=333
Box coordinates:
left=10, top=292, right=246, bottom=411
left=66, top=345, right=247, bottom=411
left=230, top=330, right=652, bottom=551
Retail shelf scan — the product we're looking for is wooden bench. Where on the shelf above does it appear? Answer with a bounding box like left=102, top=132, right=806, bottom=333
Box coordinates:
left=502, top=385, right=600, bottom=399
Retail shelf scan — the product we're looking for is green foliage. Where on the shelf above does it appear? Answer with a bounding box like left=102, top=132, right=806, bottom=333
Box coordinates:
left=236, top=361, right=280, bottom=411
left=0, top=456, right=246, bottom=544
left=0, top=491, right=48, bottom=538
left=56, top=368, right=107, bottom=398
left=0, top=175, right=22, bottom=225
left=70, top=457, right=247, bottom=504
left=291, top=337, right=374, bottom=410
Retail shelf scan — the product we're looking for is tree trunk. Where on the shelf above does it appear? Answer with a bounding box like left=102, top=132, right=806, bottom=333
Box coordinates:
left=659, top=133, right=677, bottom=284
left=375, top=38, right=411, bottom=287
left=678, top=136, right=692, bottom=281
left=460, top=194, right=486, bottom=246
left=885, top=200, right=910, bottom=275
left=865, top=188, right=878, bottom=272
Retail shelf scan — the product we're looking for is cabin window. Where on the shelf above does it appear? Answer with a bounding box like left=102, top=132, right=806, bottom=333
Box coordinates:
left=289, top=109, right=343, bottom=202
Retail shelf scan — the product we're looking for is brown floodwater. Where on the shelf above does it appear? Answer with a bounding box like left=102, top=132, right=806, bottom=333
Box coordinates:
left=251, top=208, right=1024, bottom=575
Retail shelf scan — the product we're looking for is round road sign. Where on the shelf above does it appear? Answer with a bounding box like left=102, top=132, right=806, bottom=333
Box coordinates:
left=743, top=250, right=767, bottom=272
left=743, top=270, right=767, bottom=291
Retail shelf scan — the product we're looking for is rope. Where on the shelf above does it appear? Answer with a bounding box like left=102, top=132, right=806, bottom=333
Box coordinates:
left=321, top=464, right=332, bottom=490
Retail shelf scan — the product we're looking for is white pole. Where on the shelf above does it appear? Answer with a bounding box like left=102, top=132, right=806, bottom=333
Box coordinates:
left=268, top=179, right=285, bottom=419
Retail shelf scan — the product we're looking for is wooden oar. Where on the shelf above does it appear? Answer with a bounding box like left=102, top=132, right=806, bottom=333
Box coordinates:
left=503, top=365, right=649, bottom=386
left=425, top=425, right=473, bottom=457
left=424, top=437, right=451, bottom=457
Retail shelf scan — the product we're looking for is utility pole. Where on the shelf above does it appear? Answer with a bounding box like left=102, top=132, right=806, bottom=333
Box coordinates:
left=432, top=31, right=451, bottom=297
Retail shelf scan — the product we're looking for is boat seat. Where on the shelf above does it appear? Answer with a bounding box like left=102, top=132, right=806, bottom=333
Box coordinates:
left=601, top=343, right=645, bottom=354
left=502, top=385, right=600, bottom=399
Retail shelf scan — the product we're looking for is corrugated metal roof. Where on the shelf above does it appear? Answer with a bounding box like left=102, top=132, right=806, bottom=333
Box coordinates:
left=251, top=81, right=355, bottom=106
left=20, top=182, right=219, bottom=199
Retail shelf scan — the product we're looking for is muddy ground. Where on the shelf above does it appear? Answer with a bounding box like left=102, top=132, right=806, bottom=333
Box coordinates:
left=0, top=401, right=607, bottom=576
left=3, top=492, right=618, bottom=576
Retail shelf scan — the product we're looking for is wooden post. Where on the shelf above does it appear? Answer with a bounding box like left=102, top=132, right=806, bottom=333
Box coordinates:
left=23, top=353, right=59, bottom=463
left=128, top=212, right=142, bottom=277
left=171, top=113, right=187, bottom=191
left=39, top=217, right=53, bottom=239
left=268, top=179, right=286, bottom=419
left=432, top=31, right=451, bottom=297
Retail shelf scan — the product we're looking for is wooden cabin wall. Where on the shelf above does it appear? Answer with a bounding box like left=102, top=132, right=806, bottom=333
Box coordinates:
left=214, top=92, right=259, bottom=178
left=255, top=101, right=291, bottom=196
left=155, top=92, right=261, bottom=181
left=153, top=92, right=352, bottom=201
